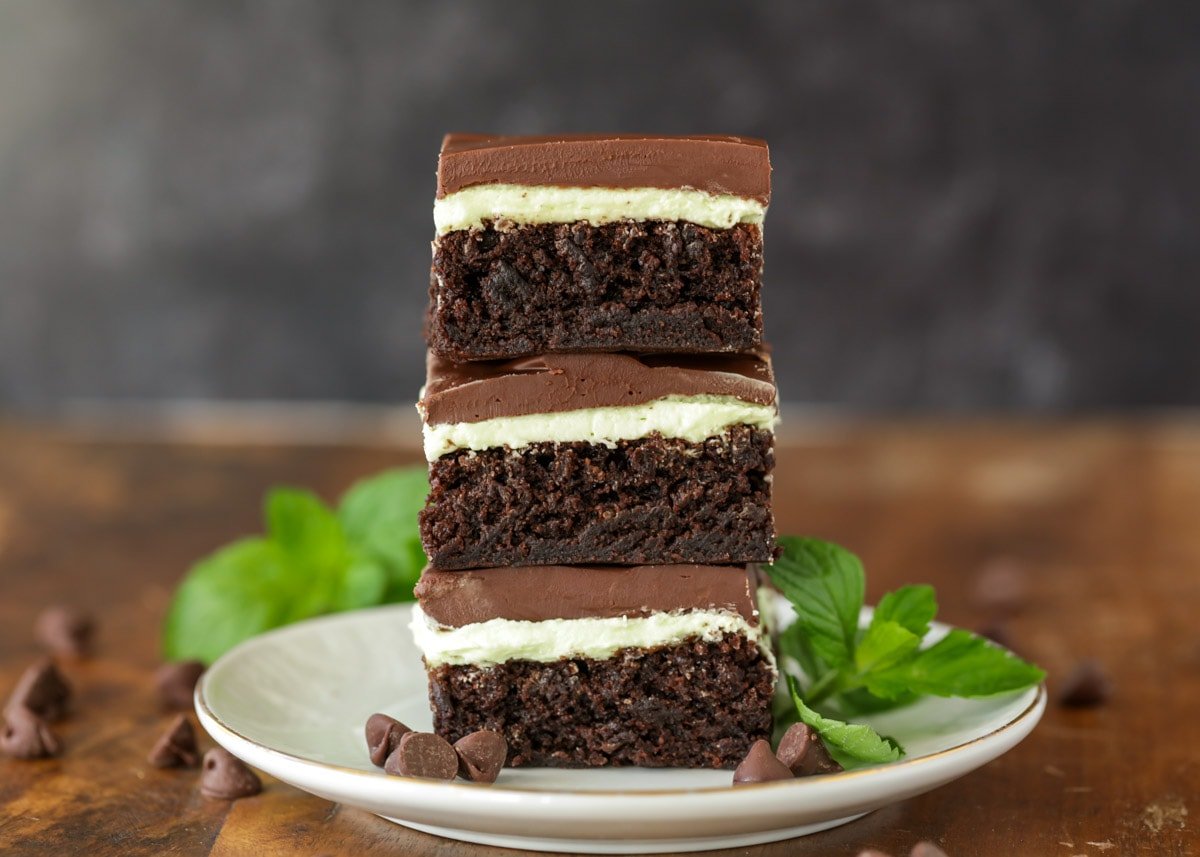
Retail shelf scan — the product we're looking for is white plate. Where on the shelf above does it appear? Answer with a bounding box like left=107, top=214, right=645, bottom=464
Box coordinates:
left=196, top=604, right=1045, bottom=854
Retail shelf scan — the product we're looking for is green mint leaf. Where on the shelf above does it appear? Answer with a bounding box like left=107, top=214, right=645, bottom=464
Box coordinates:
left=335, top=557, right=389, bottom=610
left=767, top=537, right=865, bottom=669
left=788, top=676, right=904, bottom=766
left=162, top=538, right=296, bottom=664
left=864, top=629, right=1046, bottom=699
left=872, top=584, right=937, bottom=637
left=855, top=619, right=921, bottom=674
left=338, top=467, right=428, bottom=602
left=266, top=488, right=348, bottom=571
left=833, top=687, right=920, bottom=717
left=777, top=620, right=824, bottom=684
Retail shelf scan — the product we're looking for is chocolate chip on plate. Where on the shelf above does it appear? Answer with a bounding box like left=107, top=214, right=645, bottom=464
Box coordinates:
left=365, top=713, right=412, bottom=767
left=384, top=732, right=458, bottom=780
left=775, top=723, right=843, bottom=776
left=971, top=558, right=1028, bottom=616
left=1, top=705, right=61, bottom=759
left=910, top=841, right=950, bottom=857
left=5, top=658, right=72, bottom=722
left=148, top=714, right=200, bottom=768
left=34, top=606, right=96, bottom=658
left=1058, top=659, right=1113, bottom=708
left=732, top=739, right=793, bottom=786
left=155, top=660, right=206, bottom=711
left=199, top=748, right=262, bottom=800
left=454, top=730, right=508, bottom=783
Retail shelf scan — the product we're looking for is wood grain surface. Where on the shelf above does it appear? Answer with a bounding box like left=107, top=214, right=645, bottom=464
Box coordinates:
left=0, top=418, right=1196, bottom=856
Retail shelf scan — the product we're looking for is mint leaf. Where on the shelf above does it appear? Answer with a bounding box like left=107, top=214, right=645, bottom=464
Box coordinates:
left=855, top=619, right=921, bottom=674
left=778, top=620, right=824, bottom=683
left=768, top=537, right=865, bottom=669
left=788, top=677, right=904, bottom=767
left=864, top=629, right=1046, bottom=699
left=163, top=538, right=296, bottom=664
left=872, top=584, right=937, bottom=638
left=339, top=467, right=428, bottom=601
left=335, top=558, right=389, bottom=610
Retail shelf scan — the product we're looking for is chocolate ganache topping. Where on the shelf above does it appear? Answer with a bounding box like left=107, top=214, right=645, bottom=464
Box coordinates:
left=415, top=564, right=759, bottom=628
left=437, top=133, right=771, bottom=204
left=420, top=351, right=776, bottom=426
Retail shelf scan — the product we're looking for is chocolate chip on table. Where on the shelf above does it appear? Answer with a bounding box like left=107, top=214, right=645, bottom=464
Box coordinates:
left=971, top=558, right=1028, bottom=616
left=1058, top=659, right=1113, bottom=708
left=732, top=739, right=793, bottom=785
left=365, top=713, right=412, bottom=767
left=5, top=658, right=72, bottom=722
left=34, top=605, right=96, bottom=658
left=384, top=732, right=458, bottom=780
left=910, top=841, right=950, bottom=857
left=148, top=714, right=200, bottom=768
left=454, top=730, right=508, bottom=783
left=1, top=705, right=61, bottom=759
left=775, top=723, right=843, bottom=776
left=155, top=660, right=206, bottom=711
left=199, top=748, right=262, bottom=800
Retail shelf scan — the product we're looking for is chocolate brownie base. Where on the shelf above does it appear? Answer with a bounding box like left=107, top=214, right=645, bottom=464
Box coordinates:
left=429, top=221, right=763, bottom=360
left=419, top=426, right=775, bottom=570
left=426, top=634, right=775, bottom=768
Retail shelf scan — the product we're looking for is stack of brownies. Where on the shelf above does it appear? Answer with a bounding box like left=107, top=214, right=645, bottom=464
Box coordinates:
left=411, top=133, right=779, bottom=768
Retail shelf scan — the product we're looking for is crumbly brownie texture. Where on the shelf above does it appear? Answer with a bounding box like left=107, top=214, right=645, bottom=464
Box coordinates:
left=419, top=426, right=775, bottom=570
left=429, top=221, right=763, bottom=360
left=426, top=634, right=775, bottom=768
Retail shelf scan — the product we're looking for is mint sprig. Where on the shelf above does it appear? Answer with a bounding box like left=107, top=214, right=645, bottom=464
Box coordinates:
left=163, top=467, right=428, bottom=664
left=769, top=537, right=1046, bottom=765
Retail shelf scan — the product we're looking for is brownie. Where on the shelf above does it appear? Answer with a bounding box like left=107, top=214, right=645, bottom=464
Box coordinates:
left=419, top=426, right=776, bottom=570
left=426, top=634, right=775, bottom=768
left=428, top=220, right=763, bottom=360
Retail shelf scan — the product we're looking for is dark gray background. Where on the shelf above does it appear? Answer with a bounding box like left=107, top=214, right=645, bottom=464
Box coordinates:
left=2, top=0, right=1197, bottom=412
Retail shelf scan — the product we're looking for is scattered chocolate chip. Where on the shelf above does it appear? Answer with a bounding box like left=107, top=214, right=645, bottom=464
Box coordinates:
left=384, top=732, right=458, bottom=780
left=454, top=730, right=508, bottom=783
left=910, top=842, right=950, bottom=857
left=5, top=658, right=71, bottom=722
left=155, top=660, right=205, bottom=711
left=1058, top=659, right=1113, bottom=708
left=775, top=723, right=843, bottom=776
left=365, top=713, right=411, bottom=767
left=148, top=714, right=200, bottom=768
left=199, top=748, right=262, bottom=800
left=732, top=739, right=793, bottom=785
left=1, top=705, right=61, bottom=759
left=971, top=558, right=1028, bottom=616
left=34, top=606, right=96, bottom=658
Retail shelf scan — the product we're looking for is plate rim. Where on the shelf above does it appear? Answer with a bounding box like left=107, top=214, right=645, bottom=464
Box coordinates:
left=196, top=603, right=1047, bottom=801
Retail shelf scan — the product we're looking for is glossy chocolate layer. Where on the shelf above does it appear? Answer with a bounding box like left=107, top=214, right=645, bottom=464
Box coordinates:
left=437, top=134, right=771, bottom=204
left=421, top=351, right=775, bottom=426
left=415, top=564, right=759, bottom=627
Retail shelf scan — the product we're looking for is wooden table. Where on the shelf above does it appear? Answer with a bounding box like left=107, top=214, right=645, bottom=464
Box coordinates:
left=1, top=417, right=1197, bottom=856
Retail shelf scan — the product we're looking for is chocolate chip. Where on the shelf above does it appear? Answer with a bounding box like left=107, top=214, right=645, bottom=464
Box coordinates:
left=34, top=606, right=96, bottom=658
left=910, top=842, right=950, bottom=857
left=5, top=658, right=71, bottom=722
left=971, top=558, right=1028, bottom=616
left=365, top=713, right=411, bottom=767
left=732, top=739, right=793, bottom=786
left=454, top=730, right=507, bottom=783
left=199, top=748, right=262, bottom=800
left=384, top=732, right=458, bottom=780
left=155, top=660, right=205, bottom=711
left=1, top=705, right=61, bottom=759
left=775, top=723, right=843, bottom=776
left=148, top=714, right=200, bottom=768
left=1058, top=659, right=1113, bottom=707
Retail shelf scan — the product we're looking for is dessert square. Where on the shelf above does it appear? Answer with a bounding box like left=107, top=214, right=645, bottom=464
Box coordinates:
left=411, top=563, right=777, bottom=768
left=428, top=133, right=771, bottom=360
left=418, top=351, right=778, bottom=570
